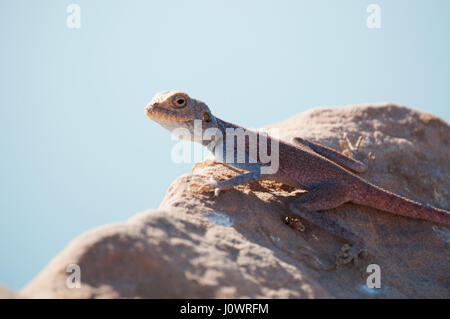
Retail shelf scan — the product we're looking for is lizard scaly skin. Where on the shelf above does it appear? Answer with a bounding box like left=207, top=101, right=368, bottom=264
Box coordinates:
left=145, top=90, right=450, bottom=266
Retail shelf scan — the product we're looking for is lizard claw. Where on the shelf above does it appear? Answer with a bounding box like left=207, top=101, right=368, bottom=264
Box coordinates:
left=284, top=216, right=306, bottom=232
left=189, top=175, right=220, bottom=195
left=342, top=134, right=364, bottom=160
left=342, top=133, right=376, bottom=166
left=335, top=242, right=366, bottom=267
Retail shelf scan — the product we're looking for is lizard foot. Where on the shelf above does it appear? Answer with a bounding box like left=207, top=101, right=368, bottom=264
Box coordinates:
left=342, top=134, right=376, bottom=163
left=335, top=242, right=367, bottom=267
left=189, top=175, right=221, bottom=197
left=284, top=216, right=306, bottom=232
left=342, top=134, right=364, bottom=161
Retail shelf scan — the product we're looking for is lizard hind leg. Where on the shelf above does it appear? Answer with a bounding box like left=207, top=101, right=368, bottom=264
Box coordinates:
left=287, top=181, right=366, bottom=266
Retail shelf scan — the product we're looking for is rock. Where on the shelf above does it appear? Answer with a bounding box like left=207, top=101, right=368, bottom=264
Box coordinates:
left=0, top=284, right=17, bottom=299
left=21, top=103, right=450, bottom=298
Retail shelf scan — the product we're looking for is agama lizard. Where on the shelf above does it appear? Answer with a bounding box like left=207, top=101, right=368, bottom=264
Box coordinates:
left=145, top=90, right=450, bottom=266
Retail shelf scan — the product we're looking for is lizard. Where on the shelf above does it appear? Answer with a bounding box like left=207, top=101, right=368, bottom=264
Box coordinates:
left=145, top=90, right=450, bottom=266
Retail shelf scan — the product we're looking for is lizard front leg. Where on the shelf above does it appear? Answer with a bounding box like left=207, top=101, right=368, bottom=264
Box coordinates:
left=288, top=181, right=367, bottom=266
left=190, top=170, right=264, bottom=196
left=292, top=136, right=368, bottom=173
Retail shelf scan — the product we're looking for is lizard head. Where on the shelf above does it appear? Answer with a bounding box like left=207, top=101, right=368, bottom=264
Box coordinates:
left=145, top=90, right=220, bottom=145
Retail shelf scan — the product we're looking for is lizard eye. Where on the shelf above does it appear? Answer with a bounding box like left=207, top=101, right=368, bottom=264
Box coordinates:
left=203, top=112, right=211, bottom=122
left=172, top=95, right=187, bottom=108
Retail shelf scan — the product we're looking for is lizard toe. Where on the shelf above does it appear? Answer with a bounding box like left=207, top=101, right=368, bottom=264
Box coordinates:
left=335, top=242, right=365, bottom=267
left=189, top=175, right=219, bottom=194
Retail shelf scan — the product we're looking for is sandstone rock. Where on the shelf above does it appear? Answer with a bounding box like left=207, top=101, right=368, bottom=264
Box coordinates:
left=21, top=103, right=450, bottom=298
left=0, top=284, right=17, bottom=299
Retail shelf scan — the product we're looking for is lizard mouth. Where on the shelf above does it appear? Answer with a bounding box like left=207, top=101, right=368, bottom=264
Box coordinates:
left=145, top=104, right=191, bottom=123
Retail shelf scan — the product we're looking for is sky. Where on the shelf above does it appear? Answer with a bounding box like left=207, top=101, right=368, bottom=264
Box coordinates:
left=0, top=0, right=449, bottom=290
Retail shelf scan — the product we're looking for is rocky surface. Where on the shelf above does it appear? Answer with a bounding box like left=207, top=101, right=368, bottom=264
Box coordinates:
left=0, top=284, right=17, bottom=299
left=21, top=103, right=450, bottom=298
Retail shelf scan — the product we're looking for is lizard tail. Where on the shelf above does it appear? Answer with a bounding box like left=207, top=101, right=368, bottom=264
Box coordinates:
left=355, top=182, right=450, bottom=225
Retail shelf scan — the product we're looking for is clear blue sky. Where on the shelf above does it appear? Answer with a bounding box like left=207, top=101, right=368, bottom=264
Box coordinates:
left=1, top=0, right=449, bottom=290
